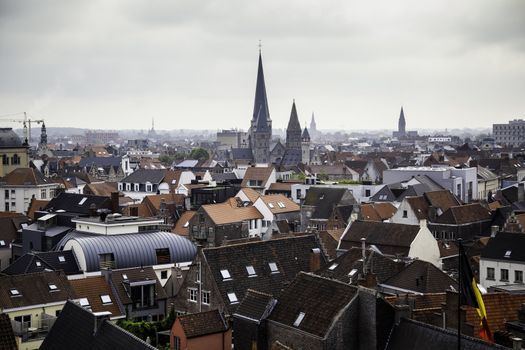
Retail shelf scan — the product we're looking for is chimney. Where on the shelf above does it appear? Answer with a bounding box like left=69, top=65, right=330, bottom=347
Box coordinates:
left=469, top=159, right=478, bottom=168
left=394, top=304, right=411, bottom=325
left=513, top=338, right=522, bottom=350
left=491, top=225, right=499, bottom=237
left=361, top=238, right=367, bottom=275
left=89, top=203, right=97, bottom=217
left=519, top=183, right=524, bottom=203
left=310, top=248, right=321, bottom=272
left=111, top=192, right=120, bottom=214
left=428, top=206, right=437, bottom=222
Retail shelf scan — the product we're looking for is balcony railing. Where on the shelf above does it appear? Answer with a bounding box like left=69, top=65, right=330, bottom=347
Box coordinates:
left=11, top=313, right=57, bottom=342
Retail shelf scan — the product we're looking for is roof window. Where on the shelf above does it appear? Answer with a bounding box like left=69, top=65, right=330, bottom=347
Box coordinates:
left=122, top=274, right=128, bottom=280
left=268, top=203, right=274, bottom=208
left=100, top=294, right=112, bottom=304
left=328, top=263, right=338, bottom=271
left=220, top=269, right=232, bottom=280
left=9, top=288, right=20, bottom=296
left=36, top=261, right=42, bottom=267
left=79, top=298, right=90, bottom=307
left=246, top=265, right=256, bottom=276
left=268, top=262, right=279, bottom=273
left=78, top=197, right=88, bottom=205
left=505, top=250, right=512, bottom=258
left=293, top=312, right=305, bottom=327
left=277, top=202, right=285, bottom=208
left=0, top=240, right=6, bottom=246
left=227, top=292, right=238, bottom=303
left=48, top=283, right=58, bottom=291
left=58, top=255, right=66, bottom=263
left=349, top=269, right=358, bottom=277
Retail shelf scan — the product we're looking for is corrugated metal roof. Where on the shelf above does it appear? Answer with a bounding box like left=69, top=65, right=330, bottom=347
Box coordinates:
left=60, top=231, right=196, bottom=272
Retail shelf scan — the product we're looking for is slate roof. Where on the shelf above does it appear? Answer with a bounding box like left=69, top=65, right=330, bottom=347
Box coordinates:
left=382, top=259, right=457, bottom=294
left=120, top=169, right=166, bottom=185
left=433, top=203, right=493, bottom=225
left=0, top=128, right=24, bottom=148
left=69, top=276, right=124, bottom=318
left=178, top=309, right=229, bottom=338
left=481, top=232, right=525, bottom=262
left=110, top=266, right=168, bottom=306
left=240, top=166, right=274, bottom=188
left=234, top=289, right=276, bottom=322
left=0, top=167, right=50, bottom=186
left=40, top=301, right=156, bottom=350
left=45, top=192, right=112, bottom=214
left=201, top=202, right=263, bottom=225
left=0, top=313, right=17, bottom=350
left=317, top=229, right=344, bottom=260
left=2, top=250, right=80, bottom=275
left=58, top=231, right=197, bottom=272
left=369, top=185, right=397, bottom=202
left=339, top=221, right=420, bottom=256
left=203, top=235, right=325, bottom=313
left=385, top=317, right=506, bottom=350
left=405, top=196, right=430, bottom=220
left=279, top=149, right=302, bottom=167
left=267, top=272, right=358, bottom=338
left=0, top=213, right=27, bottom=245
left=79, top=156, right=122, bottom=168
left=317, top=247, right=403, bottom=285
left=303, top=187, right=355, bottom=220
left=0, top=271, right=76, bottom=311
left=231, top=148, right=254, bottom=161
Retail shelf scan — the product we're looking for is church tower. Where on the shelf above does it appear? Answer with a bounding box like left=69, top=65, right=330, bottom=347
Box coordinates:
left=286, top=100, right=302, bottom=151
left=301, top=126, right=311, bottom=165
left=398, top=106, right=406, bottom=136
left=310, top=112, right=317, bottom=135
left=249, top=50, right=272, bottom=164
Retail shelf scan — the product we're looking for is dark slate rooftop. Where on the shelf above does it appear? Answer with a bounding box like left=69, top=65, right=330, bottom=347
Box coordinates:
left=267, top=272, right=358, bottom=338
left=303, top=187, right=354, bottom=219
left=110, top=266, right=168, bottom=306
left=45, top=192, right=112, bottom=215
left=40, top=301, right=156, bottom=350
left=231, top=148, right=254, bottom=161
left=339, top=221, right=420, bottom=256
left=203, top=234, right=325, bottom=314
left=178, top=309, right=229, bottom=338
left=2, top=250, right=80, bottom=275
left=79, top=156, right=122, bottom=168
left=385, top=317, right=507, bottom=350
left=381, top=259, right=458, bottom=294
left=120, top=169, right=166, bottom=185
left=233, top=289, right=276, bottom=323
left=0, top=128, right=24, bottom=148
left=481, top=232, right=525, bottom=262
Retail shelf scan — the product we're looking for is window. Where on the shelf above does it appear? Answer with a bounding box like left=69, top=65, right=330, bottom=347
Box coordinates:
left=122, top=274, right=128, bottom=280
left=4, top=203, right=9, bottom=212
left=293, top=312, right=305, bottom=327
left=100, top=294, right=112, bottom=304
left=9, top=288, right=20, bottom=296
left=486, top=267, right=495, bottom=280
left=161, top=270, right=168, bottom=279
left=78, top=197, right=88, bottom=205
left=515, top=270, right=523, bottom=283
left=268, top=203, right=274, bottom=208
left=349, top=269, right=358, bottom=279
left=79, top=298, right=90, bottom=307
left=277, top=202, right=285, bottom=208
left=11, top=154, right=20, bottom=165
left=14, top=315, right=31, bottom=328
left=504, top=250, right=512, bottom=258
left=328, top=263, right=338, bottom=271
left=365, top=189, right=371, bottom=197
left=1, top=154, right=8, bottom=165
left=227, top=292, right=238, bottom=303
left=58, top=255, right=66, bottom=263
left=174, top=336, right=181, bottom=350
left=188, top=288, right=197, bottom=302
left=48, top=283, right=58, bottom=291
left=40, top=189, right=47, bottom=199
left=155, top=248, right=171, bottom=264
left=501, top=269, right=509, bottom=282
left=202, top=290, right=210, bottom=305
left=268, top=262, right=279, bottom=273
left=220, top=269, right=231, bottom=280
left=0, top=240, right=6, bottom=247
left=402, top=210, right=408, bottom=218
left=246, top=265, right=256, bottom=276
left=4, top=190, right=8, bottom=199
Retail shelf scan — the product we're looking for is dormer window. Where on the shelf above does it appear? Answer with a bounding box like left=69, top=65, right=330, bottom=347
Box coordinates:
left=10, top=288, right=20, bottom=296
left=220, top=269, right=232, bottom=280
left=268, top=262, right=279, bottom=274
left=246, top=265, right=256, bottom=277
left=293, top=312, right=305, bottom=327
left=48, top=283, right=58, bottom=291
left=100, top=294, right=112, bottom=304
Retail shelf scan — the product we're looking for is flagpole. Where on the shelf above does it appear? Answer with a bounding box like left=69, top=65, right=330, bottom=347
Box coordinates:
left=457, top=238, right=462, bottom=350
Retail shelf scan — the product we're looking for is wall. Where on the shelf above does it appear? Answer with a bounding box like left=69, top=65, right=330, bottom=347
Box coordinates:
left=390, top=199, right=420, bottom=225
left=409, top=223, right=441, bottom=267
left=480, top=258, right=525, bottom=289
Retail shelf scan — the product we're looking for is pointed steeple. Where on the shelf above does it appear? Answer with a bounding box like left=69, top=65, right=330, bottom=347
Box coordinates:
left=252, top=51, right=271, bottom=125
left=302, top=126, right=310, bottom=141
left=287, top=100, right=301, bottom=131
left=310, top=112, right=317, bottom=133
left=286, top=100, right=302, bottom=151
left=398, top=106, right=406, bottom=135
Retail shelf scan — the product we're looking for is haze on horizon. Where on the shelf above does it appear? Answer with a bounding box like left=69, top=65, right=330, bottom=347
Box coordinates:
left=0, top=0, right=524, bottom=132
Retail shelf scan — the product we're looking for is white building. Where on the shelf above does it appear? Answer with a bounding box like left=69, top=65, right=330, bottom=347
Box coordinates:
left=493, top=119, right=525, bottom=146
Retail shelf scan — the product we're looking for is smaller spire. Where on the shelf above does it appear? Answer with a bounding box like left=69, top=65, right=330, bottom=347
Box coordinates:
left=258, top=39, right=262, bottom=54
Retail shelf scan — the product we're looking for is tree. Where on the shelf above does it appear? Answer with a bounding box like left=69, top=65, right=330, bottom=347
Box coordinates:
left=189, top=147, right=209, bottom=161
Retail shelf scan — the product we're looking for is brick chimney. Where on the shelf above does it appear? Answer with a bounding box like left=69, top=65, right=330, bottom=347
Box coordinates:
left=111, top=191, right=120, bottom=214
left=310, top=248, right=321, bottom=272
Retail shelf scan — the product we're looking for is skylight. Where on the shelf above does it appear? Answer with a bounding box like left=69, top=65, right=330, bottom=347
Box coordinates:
left=277, top=202, right=285, bottom=208
left=48, top=283, right=58, bottom=291
left=79, top=298, right=90, bottom=307
left=0, top=240, right=5, bottom=246
left=36, top=261, right=42, bottom=267
left=227, top=292, right=238, bottom=303
left=220, top=269, right=231, bottom=280
left=78, top=197, right=88, bottom=205
left=328, top=263, right=338, bottom=271
left=183, top=221, right=189, bottom=228
left=349, top=269, right=358, bottom=277
left=269, top=262, right=279, bottom=273
left=246, top=265, right=256, bottom=276
left=9, top=288, right=20, bottom=296
left=505, top=250, right=512, bottom=258
left=122, top=274, right=128, bottom=280
left=268, top=203, right=274, bottom=208
left=58, top=255, right=66, bottom=263
left=100, top=295, right=112, bottom=304
left=293, top=312, right=305, bottom=327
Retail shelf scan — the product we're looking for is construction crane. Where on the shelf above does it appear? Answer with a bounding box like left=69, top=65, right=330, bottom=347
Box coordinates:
left=0, top=112, right=45, bottom=143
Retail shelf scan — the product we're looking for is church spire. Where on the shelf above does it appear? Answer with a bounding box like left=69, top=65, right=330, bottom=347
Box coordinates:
left=252, top=51, right=270, bottom=126
left=398, top=106, right=406, bottom=135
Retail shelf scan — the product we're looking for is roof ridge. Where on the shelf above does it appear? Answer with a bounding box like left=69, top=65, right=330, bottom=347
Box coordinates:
left=203, top=234, right=314, bottom=251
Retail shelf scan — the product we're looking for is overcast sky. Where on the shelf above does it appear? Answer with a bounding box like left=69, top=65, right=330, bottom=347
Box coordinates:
left=0, top=0, right=524, bottom=131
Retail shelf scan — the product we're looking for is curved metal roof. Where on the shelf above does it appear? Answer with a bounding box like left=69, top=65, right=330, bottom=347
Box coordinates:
left=60, top=231, right=196, bottom=272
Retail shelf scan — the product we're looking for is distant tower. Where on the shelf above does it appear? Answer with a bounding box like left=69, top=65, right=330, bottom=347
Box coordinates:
left=398, top=106, right=406, bottom=136
left=310, top=112, right=317, bottom=135
left=286, top=100, right=302, bottom=151
left=249, top=48, right=272, bottom=163
left=39, top=122, right=48, bottom=148
left=148, top=117, right=156, bottom=137
left=301, top=125, right=311, bottom=164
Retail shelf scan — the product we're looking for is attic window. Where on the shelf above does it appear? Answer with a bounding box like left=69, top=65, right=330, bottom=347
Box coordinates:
left=220, top=269, right=232, bottom=280
left=0, top=240, right=6, bottom=246
left=122, top=274, right=128, bottom=280
left=78, top=197, right=88, bottom=205
left=277, top=202, right=285, bottom=208
left=246, top=265, right=256, bottom=276
left=227, top=292, right=238, bottom=304
left=48, top=283, right=58, bottom=291
left=36, top=261, right=42, bottom=267
left=293, top=312, right=305, bottom=327
left=268, top=262, right=279, bottom=274
left=505, top=250, right=512, bottom=258
left=58, top=255, right=66, bottom=263
left=9, top=288, right=20, bottom=296
left=100, top=294, right=112, bottom=304
left=79, top=298, right=90, bottom=307
left=183, top=221, right=189, bottom=228
left=349, top=269, right=358, bottom=277
left=328, top=263, right=338, bottom=271
left=268, top=203, right=274, bottom=208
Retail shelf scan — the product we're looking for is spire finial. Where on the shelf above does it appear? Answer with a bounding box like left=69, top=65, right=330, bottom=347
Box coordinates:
left=258, top=40, right=262, bottom=54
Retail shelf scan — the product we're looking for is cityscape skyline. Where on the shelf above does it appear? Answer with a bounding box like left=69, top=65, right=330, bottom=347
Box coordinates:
left=1, top=1, right=524, bottom=131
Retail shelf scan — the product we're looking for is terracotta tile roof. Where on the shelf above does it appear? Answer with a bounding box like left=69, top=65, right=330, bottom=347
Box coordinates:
left=374, top=202, right=397, bottom=220
left=238, top=188, right=261, bottom=203
left=143, top=193, right=185, bottom=211
left=424, top=190, right=461, bottom=212
left=434, top=203, right=493, bottom=225
left=27, top=199, right=50, bottom=220
left=259, top=194, right=299, bottom=214
left=178, top=309, right=229, bottom=338
left=122, top=203, right=153, bottom=217
left=83, top=182, right=118, bottom=196
left=69, top=276, right=124, bottom=319
left=1, top=167, right=52, bottom=186
left=173, top=211, right=196, bottom=236
left=267, top=182, right=293, bottom=192
left=438, top=240, right=459, bottom=258
left=406, top=196, right=430, bottom=220
left=0, top=213, right=28, bottom=243
left=202, top=202, right=263, bottom=225
left=464, top=293, right=525, bottom=336
left=360, top=204, right=382, bottom=221
left=240, top=166, right=274, bottom=188
left=317, top=230, right=343, bottom=260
